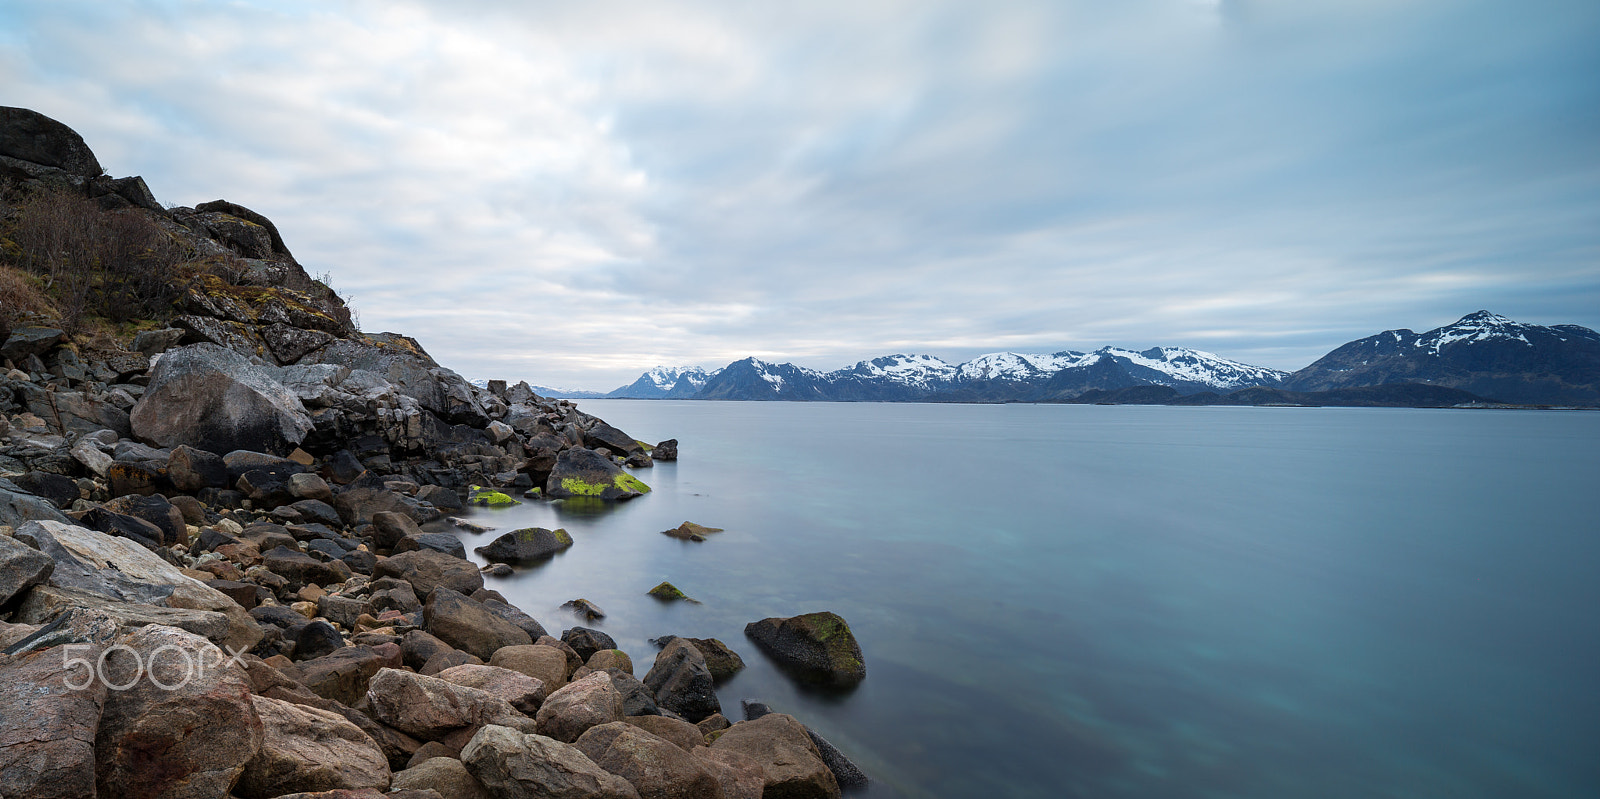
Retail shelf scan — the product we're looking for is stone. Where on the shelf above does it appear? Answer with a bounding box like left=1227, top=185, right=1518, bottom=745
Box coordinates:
left=489, top=644, right=572, bottom=691
left=236, top=695, right=391, bottom=799
left=642, top=638, right=721, bottom=723
left=806, top=727, right=869, bottom=789
left=1, top=327, right=66, bottom=363
left=575, top=649, right=634, bottom=680
left=107, top=460, right=163, bottom=498
left=297, top=645, right=386, bottom=706
left=710, top=714, right=840, bottom=799
left=265, top=545, right=348, bottom=590
left=131, top=327, right=186, bottom=356
left=390, top=756, right=489, bottom=799
left=536, top=671, right=625, bottom=743
left=623, top=716, right=704, bottom=753
left=237, top=466, right=303, bottom=509
left=394, top=532, right=468, bottom=560
left=14, top=585, right=231, bottom=643
left=288, top=498, right=342, bottom=526
left=77, top=506, right=165, bottom=550
left=421, top=648, right=483, bottom=675
left=364, top=668, right=532, bottom=741
left=460, top=724, right=639, bottom=799
left=474, top=526, right=573, bottom=563
left=288, top=471, right=334, bottom=502
left=481, top=598, right=549, bottom=640
left=370, top=581, right=422, bottom=615
left=107, top=492, right=188, bottom=545
left=744, top=612, right=865, bottom=687
left=0, top=484, right=71, bottom=528
left=335, top=473, right=439, bottom=527
left=436, top=663, right=547, bottom=714
left=692, top=748, right=765, bottom=799
left=401, top=629, right=454, bottom=670
left=318, top=594, right=369, bottom=628
left=167, top=444, right=229, bottom=491
left=70, top=437, right=114, bottom=478
left=424, top=586, right=532, bottom=660
left=574, top=721, right=725, bottom=799
left=0, top=638, right=109, bottom=799
left=293, top=620, right=346, bottom=661
left=544, top=447, right=651, bottom=501
left=562, top=597, right=606, bottom=621
left=376, top=548, right=485, bottom=597
left=562, top=626, right=618, bottom=661
left=0, top=107, right=103, bottom=176
left=678, top=637, right=745, bottom=682
left=652, top=439, right=678, bottom=461
left=94, top=625, right=266, bottom=799
left=605, top=669, right=662, bottom=717
left=0, top=534, right=53, bottom=607
left=660, top=521, right=723, bottom=542
left=7, top=471, right=78, bottom=509
left=130, top=343, right=314, bottom=456
left=697, top=713, right=732, bottom=735
left=646, top=581, right=694, bottom=602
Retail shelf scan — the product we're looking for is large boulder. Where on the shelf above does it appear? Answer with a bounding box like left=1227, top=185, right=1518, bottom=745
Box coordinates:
left=0, top=483, right=71, bottom=528
left=562, top=627, right=618, bottom=662
left=376, top=549, right=485, bottom=598
left=474, top=526, right=573, bottom=563
left=95, top=625, right=266, bottom=799
left=544, top=448, right=651, bottom=501
left=575, top=722, right=725, bottom=799
left=264, top=545, right=348, bottom=591
left=390, top=756, right=490, bottom=799
left=393, top=532, right=468, bottom=560
left=130, top=343, right=313, bottom=456
left=236, top=695, right=391, bottom=799
left=15, top=585, right=231, bottom=644
left=435, top=663, right=547, bottom=715
left=364, top=668, right=533, bottom=741
left=583, top=422, right=643, bottom=456
left=677, top=637, right=745, bottom=682
left=710, top=714, right=840, bottom=799
left=423, top=586, right=531, bottom=660
left=14, top=520, right=263, bottom=652
left=641, top=638, right=721, bottom=723
left=490, top=644, right=573, bottom=692
left=460, top=724, right=639, bottom=799
left=296, top=645, right=388, bottom=706
left=743, top=612, right=865, bottom=687
left=0, top=640, right=109, bottom=799
left=535, top=671, right=625, bottom=744
left=0, top=107, right=102, bottom=176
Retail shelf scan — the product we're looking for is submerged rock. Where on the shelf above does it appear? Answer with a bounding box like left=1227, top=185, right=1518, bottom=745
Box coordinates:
left=743, top=612, right=865, bottom=688
left=475, top=527, right=573, bottom=563
left=660, top=522, right=722, bottom=542
left=544, top=448, right=650, bottom=501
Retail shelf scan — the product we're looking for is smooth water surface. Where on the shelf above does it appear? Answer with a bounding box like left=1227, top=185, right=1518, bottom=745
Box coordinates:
left=450, top=402, right=1600, bottom=799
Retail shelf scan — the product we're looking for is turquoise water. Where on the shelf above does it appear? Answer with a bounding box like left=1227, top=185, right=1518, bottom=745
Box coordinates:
left=450, top=401, right=1600, bottom=798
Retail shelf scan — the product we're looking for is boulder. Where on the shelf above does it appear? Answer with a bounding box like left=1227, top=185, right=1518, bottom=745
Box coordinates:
left=7, top=471, right=78, bottom=509
left=400, top=629, right=454, bottom=670
left=364, top=668, right=533, bottom=741
left=536, top=671, right=625, bottom=743
left=0, top=107, right=103, bottom=176
left=490, top=644, right=573, bottom=692
left=652, top=439, right=678, bottom=461
left=435, top=663, right=547, bottom=714
left=544, top=448, right=651, bottom=501
left=481, top=598, right=549, bottom=641
left=459, top=724, right=639, bottom=799
left=642, top=638, right=721, bottom=723
left=0, top=534, right=53, bottom=607
left=15, top=585, right=231, bottom=644
left=605, top=669, right=662, bottom=717
left=167, top=444, right=229, bottom=491
left=390, top=756, right=489, bottom=799
left=288, top=472, right=335, bottom=502
left=296, top=645, right=386, bottom=706
left=424, top=586, right=532, bottom=660
left=130, top=343, right=313, bottom=456
left=474, top=526, right=572, bottom=563
left=622, top=716, right=704, bottom=753
left=583, top=422, right=643, bottom=456
left=562, top=598, right=606, bottom=621
left=574, top=721, right=725, bottom=799
left=678, top=637, right=745, bottom=682
left=421, top=648, right=482, bottom=675
left=265, top=545, right=347, bottom=590
left=77, top=506, right=165, bottom=550
left=709, top=714, right=840, bottom=799
left=575, top=649, right=633, bottom=681
left=95, top=625, right=266, bottom=799
left=292, top=620, right=347, bottom=662
left=371, top=510, right=424, bottom=550
left=743, top=612, right=865, bottom=687
left=0, top=483, right=71, bottom=528
left=692, top=748, right=766, bottom=799
left=394, top=532, right=468, bottom=560
left=0, top=638, right=109, bottom=799
left=14, top=520, right=262, bottom=652
left=562, top=626, right=617, bottom=662
left=236, top=695, right=391, bottom=799
left=660, top=521, right=723, bottom=542
left=106, top=493, right=187, bottom=545
left=376, top=549, right=485, bottom=597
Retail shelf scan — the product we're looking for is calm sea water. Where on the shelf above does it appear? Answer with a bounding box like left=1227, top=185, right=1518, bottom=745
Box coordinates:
left=447, top=401, right=1600, bottom=799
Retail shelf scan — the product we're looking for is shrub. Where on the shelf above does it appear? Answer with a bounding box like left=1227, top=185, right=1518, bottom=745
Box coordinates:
left=0, top=264, right=56, bottom=343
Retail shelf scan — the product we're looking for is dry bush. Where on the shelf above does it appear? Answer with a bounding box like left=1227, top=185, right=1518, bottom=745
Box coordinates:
left=0, top=264, right=56, bottom=343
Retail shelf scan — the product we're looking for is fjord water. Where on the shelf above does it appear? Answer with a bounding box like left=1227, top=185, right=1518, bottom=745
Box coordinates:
left=456, top=401, right=1599, bottom=798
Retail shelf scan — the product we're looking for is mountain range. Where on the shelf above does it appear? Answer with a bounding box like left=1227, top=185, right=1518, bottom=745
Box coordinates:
left=533, top=312, right=1600, bottom=407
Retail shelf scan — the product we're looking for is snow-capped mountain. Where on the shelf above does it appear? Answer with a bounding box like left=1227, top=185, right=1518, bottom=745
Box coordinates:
left=607, top=366, right=719, bottom=399
left=695, top=358, right=831, bottom=400
left=955, top=351, right=1089, bottom=382
left=1284, top=311, right=1600, bottom=404
left=1080, top=347, right=1290, bottom=391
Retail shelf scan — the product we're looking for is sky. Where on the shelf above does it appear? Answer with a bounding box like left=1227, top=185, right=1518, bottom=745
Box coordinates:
left=2, top=0, right=1597, bottom=390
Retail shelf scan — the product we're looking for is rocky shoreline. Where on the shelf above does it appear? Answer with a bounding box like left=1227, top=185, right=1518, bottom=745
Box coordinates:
left=2, top=107, right=867, bottom=798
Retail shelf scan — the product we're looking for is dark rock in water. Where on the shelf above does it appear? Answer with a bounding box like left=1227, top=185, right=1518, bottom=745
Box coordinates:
left=485, top=563, right=514, bottom=577
left=807, top=727, right=869, bottom=788
left=661, top=521, right=722, bottom=542
left=646, top=581, right=695, bottom=603
left=583, top=422, right=643, bottom=455
left=643, top=637, right=721, bottom=723
left=375, top=548, right=484, bottom=598
left=293, top=620, right=346, bottom=661
left=424, top=586, right=532, bottom=661
left=741, top=700, right=773, bottom=721
left=130, top=343, right=313, bottom=456
left=394, top=532, right=468, bottom=560
left=474, top=527, right=572, bottom=563
left=8, top=470, right=78, bottom=509
left=544, top=448, right=650, bottom=501
left=561, top=598, right=606, bottom=621
left=744, top=612, right=866, bottom=688
left=481, top=599, right=548, bottom=641
left=652, top=439, right=678, bottom=461
left=0, top=107, right=104, bottom=176
left=167, top=444, right=229, bottom=491
left=561, top=627, right=617, bottom=662
left=678, top=637, right=745, bottom=682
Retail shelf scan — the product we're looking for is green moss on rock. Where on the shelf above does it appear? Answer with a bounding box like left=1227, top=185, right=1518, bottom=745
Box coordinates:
left=467, top=485, right=521, bottom=507
left=647, top=581, right=692, bottom=602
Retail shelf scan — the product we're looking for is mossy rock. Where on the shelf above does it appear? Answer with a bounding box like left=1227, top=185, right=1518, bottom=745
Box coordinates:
left=661, top=521, right=723, bottom=542
left=467, top=485, right=521, bottom=507
left=544, top=448, right=651, bottom=501
left=647, top=581, right=696, bottom=603
left=744, top=611, right=866, bottom=687
left=473, top=526, right=572, bottom=563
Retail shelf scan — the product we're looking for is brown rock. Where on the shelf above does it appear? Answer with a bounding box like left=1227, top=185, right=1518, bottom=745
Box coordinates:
left=297, top=645, right=387, bottom=706
left=236, top=695, right=391, bottom=799
left=692, top=748, right=766, bottom=799
left=489, top=644, right=572, bottom=691
left=424, top=586, right=531, bottom=661
left=0, top=643, right=109, bottom=799
left=623, top=716, right=705, bottom=753
left=710, top=714, right=840, bottom=799
left=364, top=668, right=533, bottom=741
left=436, top=663, right=547, bottom=714
left=460, top=724, right=639, bottom=799
left=575, top=722, right=724, bottom=799
left=390, top=756, right=490, bottom=799
left=376, top=549, right=484, bottom=597
left=535, top=671, right=625, bottom=743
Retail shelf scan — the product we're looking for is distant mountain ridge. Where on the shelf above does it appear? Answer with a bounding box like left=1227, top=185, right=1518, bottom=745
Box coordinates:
left=524, top=312, right=1600, bottom=406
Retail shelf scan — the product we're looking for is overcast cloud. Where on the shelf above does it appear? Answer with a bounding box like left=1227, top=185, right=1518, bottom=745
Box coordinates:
left=2, top=0, right=1597, bottom=388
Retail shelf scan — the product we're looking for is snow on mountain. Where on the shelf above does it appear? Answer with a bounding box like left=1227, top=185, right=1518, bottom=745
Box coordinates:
left=955, top=351, right=1089, bottom=381
left=1086, top=346, right=1291, bottom=390
left=829, top=354, right=959, bottom=389
left=1414, top=310, right=1538, bottom=354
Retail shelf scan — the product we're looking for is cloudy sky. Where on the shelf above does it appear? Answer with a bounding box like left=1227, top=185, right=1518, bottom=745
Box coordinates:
left=3, top=0, right=1597, bottom=389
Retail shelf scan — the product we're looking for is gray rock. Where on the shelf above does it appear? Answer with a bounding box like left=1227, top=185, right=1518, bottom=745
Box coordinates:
left=129, top=343, right=313, bottom=456
left=394, top=532, right=468, bottom=560
left=235, top=694, right=391, bottom=799
left=475, top=526, right=573, bottom=563
left=424, top=586, right=532, bottom=661
left=545, top=447, right=651, bottom=501
left=460, top=724, right=639, bottom=799
left=0, top=107, right=102, bottom=176
left=435, top=663, right=547, bottom=715
left=743, top=612, right=866, bottom=687
left=365, top=668, right=534, bottom=741
left=14, top=585, right=232, bottom=643
left=0, top=534, right=53, bottom=607
left=642, top=638, right=721, bottom=723
left=575, top=721, right=725, bottom=799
